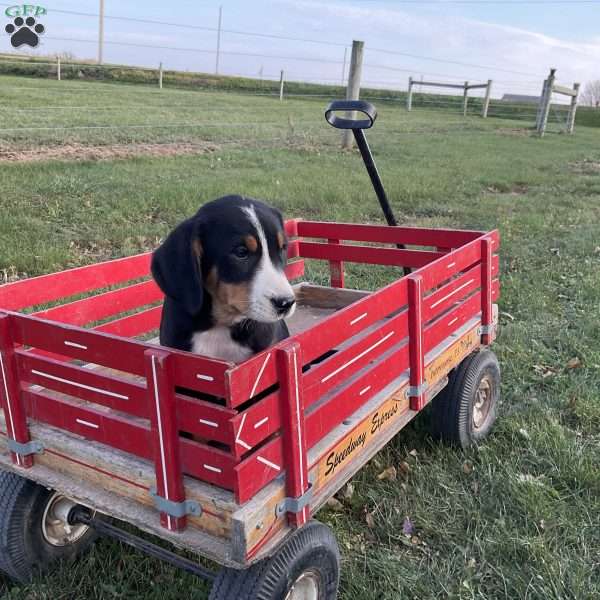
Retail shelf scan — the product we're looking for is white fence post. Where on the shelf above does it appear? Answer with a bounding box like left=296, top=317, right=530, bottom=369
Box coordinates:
left=279, top=70, right=284, bottom=102
left=566, top=82, right=580, bottom=134
left=57, top=57, right=61, bottom=81
left=535, top=78, right=548, bottom=129
left=482, top=79, right=492, bottom=118
left=538, top=68, right=556, bottom=137
left=159, top=62, right=163, bottom=89
left=407, top=76, right=413, bottom=111
left=463, top=81, right=469, bottom=117
left=342, top=40, right=364, bottom=150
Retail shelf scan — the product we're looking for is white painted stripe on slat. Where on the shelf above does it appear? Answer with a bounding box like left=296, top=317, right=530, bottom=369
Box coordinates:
left=359, top=385, right=371, bottom=396
left=429, top=279, right=475, bottom=310
left=64, top=340, right=88, bottom=350
left=151, top=355, right=173, bottom=530
left=198, top=419, right=219, bottom=428
left=30, top=369, right=129, bottom=401
left=203, top=464, right=222, bottom=474
left=250, top=353, right=271, bottom=399
left=321, top=331, right=394, bottom=384
left=75, top=418, right=99, bottom=429
left=235, top=412, right=251, bottom=450
left=0, top=351, right=22, bottom=466
left=254, top=416, right=269, bottom=429
left=293, top=350, right=304, bottom=492
left=350, top=312, right=368, bottom=326
left=196, top=374, right=214, bottom=382
left=446, top=262, right=456, bottom=269
left=257, top=456, right=281, bottom=471
left=448, top=317, right=458, bottom=326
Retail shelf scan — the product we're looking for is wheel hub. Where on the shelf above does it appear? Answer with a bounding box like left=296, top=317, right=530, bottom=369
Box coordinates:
left=473, top=374, right=493, bottom=430
left=284, top=569, right=321, bottom=600
left=41, top=493, right=92, bottom=547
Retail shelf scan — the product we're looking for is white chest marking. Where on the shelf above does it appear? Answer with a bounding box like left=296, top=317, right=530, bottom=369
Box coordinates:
left=191, top=327, right=253, bottom=363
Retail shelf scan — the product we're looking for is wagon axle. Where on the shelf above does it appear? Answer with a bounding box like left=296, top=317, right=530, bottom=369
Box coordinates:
left=70, top=506, right=217, bottom=583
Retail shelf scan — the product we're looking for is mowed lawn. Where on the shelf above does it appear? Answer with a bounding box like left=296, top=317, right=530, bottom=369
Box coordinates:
left=0, top=75, right=599, bottom=599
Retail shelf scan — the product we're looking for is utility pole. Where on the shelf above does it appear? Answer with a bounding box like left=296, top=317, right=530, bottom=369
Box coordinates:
left=215, top=5, right=222, bottom=75
left=342, top=40, right=364, bottom=149
left=98, top=0, right=104, bottom=64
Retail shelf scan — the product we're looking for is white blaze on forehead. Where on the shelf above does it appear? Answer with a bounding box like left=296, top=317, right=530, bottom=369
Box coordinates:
left=241, top=205, right=295, bottom=321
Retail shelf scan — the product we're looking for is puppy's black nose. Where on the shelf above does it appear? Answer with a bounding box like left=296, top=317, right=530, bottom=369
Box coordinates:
left=270, top=295, right=296, bottom=314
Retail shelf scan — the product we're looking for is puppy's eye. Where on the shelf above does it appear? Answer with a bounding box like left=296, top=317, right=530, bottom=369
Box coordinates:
left=233, top=245, right=249, bottom=259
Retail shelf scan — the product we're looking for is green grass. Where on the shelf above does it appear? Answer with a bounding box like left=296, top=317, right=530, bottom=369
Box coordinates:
left=1, top=74, right=599, bottom=599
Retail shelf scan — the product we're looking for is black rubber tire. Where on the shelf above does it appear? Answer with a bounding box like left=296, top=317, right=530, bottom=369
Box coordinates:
left=430, top=348, right=500, bottom=449
left=209, top=520, right=340, bottom=600
left=0, top=470, right=97, bottom=582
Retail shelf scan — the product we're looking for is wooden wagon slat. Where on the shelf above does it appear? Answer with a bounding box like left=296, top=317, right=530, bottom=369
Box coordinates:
left=284, top=260, right=305, bottom=282
left=226, top=277, right=409, bottom=406
left=423, top=264, right=482, bottom=323
left=15, top=350, right=235, bottom=445
left=298, top=241, right=444, bottom=269
left=175, top=392, right=236, bottom=446
left=0, top=253, right=152, bottom=312
left=16, top=351, right=147, bottom=418
left=9, top=313, right=230, bottom=396
left=34, top=279, right=162, bottom=327
left=94, top=305, right=162, bottom=337
left=22, top=388, right=236, bottom=489
left=296, top=221, right=484, bottom=247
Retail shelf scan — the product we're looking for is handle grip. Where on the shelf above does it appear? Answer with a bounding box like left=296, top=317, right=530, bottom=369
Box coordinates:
left=324, top=100, right=377, bottom=130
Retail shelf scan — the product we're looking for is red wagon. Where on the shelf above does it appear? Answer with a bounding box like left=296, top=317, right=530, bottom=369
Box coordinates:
left=0, top=103, right=501, bottom=600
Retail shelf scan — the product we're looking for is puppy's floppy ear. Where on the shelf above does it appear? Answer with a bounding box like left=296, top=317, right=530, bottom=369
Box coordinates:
left=151, top=217, right=204, bottom=315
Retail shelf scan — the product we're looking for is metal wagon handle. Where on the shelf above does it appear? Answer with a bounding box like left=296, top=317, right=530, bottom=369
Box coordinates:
left=324, top=100, right=377, bottom=130
left=324, top=99, right=410, bottom=274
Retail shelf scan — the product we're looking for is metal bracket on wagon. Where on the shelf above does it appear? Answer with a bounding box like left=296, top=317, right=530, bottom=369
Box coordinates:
left=275, top=484, right=313, bottom=518
left=7, top=439, right=44, bottom=456
left=478, top=325, right=495, bottom=336
left=405, top=382, right=428, bottom=398
left=150, top=487, right=202, bottom=518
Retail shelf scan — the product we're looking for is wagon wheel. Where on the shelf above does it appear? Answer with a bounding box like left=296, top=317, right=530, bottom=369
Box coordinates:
left=430, top=349, right=500, bottom=448
left=0, top=470, right=97, bottom=582
left=209, top=520, right=340, bottom=600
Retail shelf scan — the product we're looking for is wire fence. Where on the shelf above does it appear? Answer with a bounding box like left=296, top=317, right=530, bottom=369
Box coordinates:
left=0, top=17, right=592, bottom=157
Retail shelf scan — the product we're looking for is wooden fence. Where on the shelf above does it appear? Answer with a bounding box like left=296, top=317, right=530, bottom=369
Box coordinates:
left=407, top=78, right=493, bottom=118
left=535, top=68, right=580, bottom=136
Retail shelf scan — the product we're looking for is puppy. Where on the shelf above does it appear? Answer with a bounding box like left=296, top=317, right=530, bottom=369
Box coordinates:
left=151, top=195, right=296, bottom=363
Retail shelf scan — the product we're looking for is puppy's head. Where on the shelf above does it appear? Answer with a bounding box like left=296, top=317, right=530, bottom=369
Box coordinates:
left=151, top=195, right=295, bottom=324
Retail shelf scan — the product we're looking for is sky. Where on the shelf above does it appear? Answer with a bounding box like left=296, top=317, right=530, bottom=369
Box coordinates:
left=2, top=0, right=599, bottom=98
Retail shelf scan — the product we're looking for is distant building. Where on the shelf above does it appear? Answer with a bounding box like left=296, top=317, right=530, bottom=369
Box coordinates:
left=501, top=94, right=540, bottom=104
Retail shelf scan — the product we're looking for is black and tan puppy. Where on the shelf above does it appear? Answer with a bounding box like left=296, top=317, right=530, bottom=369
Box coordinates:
left=151, top=195, right=296, bottom=363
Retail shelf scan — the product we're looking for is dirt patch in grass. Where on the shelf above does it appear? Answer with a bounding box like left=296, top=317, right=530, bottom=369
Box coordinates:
left=570, top=159, right=600, bottom=175
left=485, top=183, right=529, bottom=195
left=0, top=141, right=218, bottom=163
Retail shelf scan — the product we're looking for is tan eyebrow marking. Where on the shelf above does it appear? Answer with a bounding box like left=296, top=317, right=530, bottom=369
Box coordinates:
left=245, top=235, right=258, bottom=252
left=277, top=231, right=285, bottom=250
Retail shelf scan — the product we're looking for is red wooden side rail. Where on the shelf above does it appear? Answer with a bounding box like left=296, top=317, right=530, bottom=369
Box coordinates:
left=0, top=220, right=500, bottom=530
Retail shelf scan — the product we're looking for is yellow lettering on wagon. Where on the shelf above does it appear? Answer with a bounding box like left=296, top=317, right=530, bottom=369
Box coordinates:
left=314, top=326, right=480, bottom=486
left=424, top=328, right=478, bottom=384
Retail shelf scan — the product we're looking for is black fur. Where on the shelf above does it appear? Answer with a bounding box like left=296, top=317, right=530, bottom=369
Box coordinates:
left=151, top=195, right=291, bottom=359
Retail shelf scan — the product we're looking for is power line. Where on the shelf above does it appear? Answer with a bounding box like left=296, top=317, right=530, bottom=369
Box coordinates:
left=43, top=37, right=347, bottom=65
left=0, top=2, right=349, bottom=49
left=366, top=48, right=540, bottom=77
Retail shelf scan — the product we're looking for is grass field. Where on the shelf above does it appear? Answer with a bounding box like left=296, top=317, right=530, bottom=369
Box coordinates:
left=0, top=74, right=599, bottom=600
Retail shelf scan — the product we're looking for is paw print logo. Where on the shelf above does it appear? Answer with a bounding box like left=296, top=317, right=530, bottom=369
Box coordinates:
left=5, top=16, right=45, bottom=48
